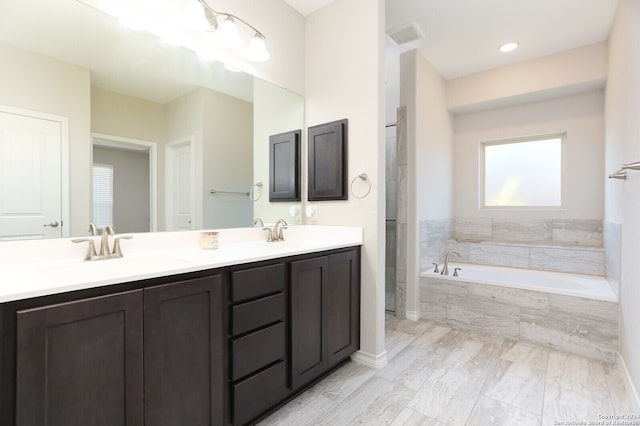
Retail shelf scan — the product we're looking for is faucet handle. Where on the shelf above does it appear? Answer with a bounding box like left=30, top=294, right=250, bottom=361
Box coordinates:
left=432, top=263, right=439, bottom=273
left=453, top=267, right=462, bottom=277
left=72, top=238, right=98, bottom=261
left=111, top=235, right=133, bottom=258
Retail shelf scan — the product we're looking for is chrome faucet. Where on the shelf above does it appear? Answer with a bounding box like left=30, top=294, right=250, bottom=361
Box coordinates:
left=253, top=218, right=264, bottom=227
left=273, top=219, right=288, bottom=241
left=441, top=251, right=460, bottom=275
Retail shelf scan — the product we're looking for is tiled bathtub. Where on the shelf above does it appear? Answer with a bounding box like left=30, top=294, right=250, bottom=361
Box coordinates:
left=420, top=263, right=618, bottom=362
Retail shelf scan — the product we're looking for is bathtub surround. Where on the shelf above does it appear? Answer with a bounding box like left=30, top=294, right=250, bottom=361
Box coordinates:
left=445, top=240, right=605, bottom=276
left=420, top=270, right=618, bottom=362
left=453, top=217, right=603, bottom=247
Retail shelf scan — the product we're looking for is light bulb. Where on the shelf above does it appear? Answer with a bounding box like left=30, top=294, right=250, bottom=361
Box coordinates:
left=218, top=16, right=243, bottom=48
left=246, top=34, right=270, bottom=62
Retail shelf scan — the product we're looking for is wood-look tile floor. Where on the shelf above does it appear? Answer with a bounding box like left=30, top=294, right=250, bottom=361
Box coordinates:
left=259, top=315, right=638, bottom=426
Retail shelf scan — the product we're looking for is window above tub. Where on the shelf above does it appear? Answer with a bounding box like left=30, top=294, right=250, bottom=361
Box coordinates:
left=480, top=133, right=566, bottom=209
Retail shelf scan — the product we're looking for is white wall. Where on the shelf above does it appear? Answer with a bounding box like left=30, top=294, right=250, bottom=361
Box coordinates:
left=212, top=0, right=306, bottom=96
left=455, top=90, right=605, bottom=219
left=0, top=42, right=91, bottom=237
left=605, top=0, right=640, bottom=408
left=400, top=49, right=454, bottom=318
left=253, top=78, right=305, bottom=225
left=91, top=87, right=164, bottom=143
left=305, top=0, right=386, bottom=367
left=201, top=88, right=253, bottom=229
left=446, top=42, right=608, bottom=114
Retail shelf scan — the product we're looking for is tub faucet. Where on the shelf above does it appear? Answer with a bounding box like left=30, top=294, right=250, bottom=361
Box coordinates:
left=441, top=251, right=460, bottom=275
left=253, top=218, right=264, bottom=227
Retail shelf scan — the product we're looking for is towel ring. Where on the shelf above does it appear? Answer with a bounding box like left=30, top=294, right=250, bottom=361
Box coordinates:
left=350, top=173, right=371, bottom=199
left=249, top=182, right=264, bottom=201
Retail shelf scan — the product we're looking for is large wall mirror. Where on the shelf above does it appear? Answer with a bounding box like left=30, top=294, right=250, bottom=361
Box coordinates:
left=0, top=0, right=303, bottom=240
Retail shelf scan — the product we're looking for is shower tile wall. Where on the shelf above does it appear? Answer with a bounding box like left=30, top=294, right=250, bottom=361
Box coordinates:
left=394, top=107, right=408, bottom=317
left=604, top=220, right=622, bottom=296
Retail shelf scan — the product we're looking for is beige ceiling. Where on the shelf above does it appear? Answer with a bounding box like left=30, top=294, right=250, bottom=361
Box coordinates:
left=286, top=0, right=619, bottom=80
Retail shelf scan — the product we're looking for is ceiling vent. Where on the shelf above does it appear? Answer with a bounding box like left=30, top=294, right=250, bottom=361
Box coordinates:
left=386, top=21, right=425, bottom=45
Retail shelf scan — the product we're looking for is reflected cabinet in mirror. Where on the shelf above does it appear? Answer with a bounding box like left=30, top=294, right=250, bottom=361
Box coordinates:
left=0, top=0, right=303, bottom=241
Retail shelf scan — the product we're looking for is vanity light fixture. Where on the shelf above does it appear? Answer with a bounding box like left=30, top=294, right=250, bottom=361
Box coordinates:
left=182, top=0, right=270, bottom=61
left=499, top=41, right=519, bottom=53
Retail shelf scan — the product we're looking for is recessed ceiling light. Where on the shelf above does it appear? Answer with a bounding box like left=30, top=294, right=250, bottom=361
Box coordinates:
left=499, top=42, right=519, bottom=53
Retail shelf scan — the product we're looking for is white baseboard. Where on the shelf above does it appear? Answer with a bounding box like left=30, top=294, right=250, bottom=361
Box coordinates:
left=618, top=352, right=640, bottom=412
left=351, top=349, right=388, bottom=370
left=405, top=310, right=419, bottom=321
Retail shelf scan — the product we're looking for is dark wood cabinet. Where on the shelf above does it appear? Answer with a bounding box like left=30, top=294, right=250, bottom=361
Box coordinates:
left=290, top=256, right=329, bottom=390
left=144, top=275, right=225, bottom=426
left=290, top=249, right=360, bottom=391
left=5, top=246, right=360, bottom=426
left=14, top=274, right=225, bottom=426
left=326, top=250, right=360, bottom=367
left=16, top=290, right=144, bottom=426
left=229, top=263, right=288, bottom=425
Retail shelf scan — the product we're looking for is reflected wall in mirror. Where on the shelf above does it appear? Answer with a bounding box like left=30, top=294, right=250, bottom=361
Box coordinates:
left=0, top=0, right=303, bottom=240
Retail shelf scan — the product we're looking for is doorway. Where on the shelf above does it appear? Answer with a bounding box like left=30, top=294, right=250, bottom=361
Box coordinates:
left=0, top=105, right=69, bottom=240
left=165, top=138, right=194, bottom=232
left=92, top=134, right=157, bottom=233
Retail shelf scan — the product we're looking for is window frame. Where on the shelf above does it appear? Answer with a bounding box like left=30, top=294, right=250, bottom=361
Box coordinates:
left=479, top=132, right=567, bottom=210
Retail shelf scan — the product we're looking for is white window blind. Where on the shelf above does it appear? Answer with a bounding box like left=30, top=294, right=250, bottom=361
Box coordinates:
left=93, top=164, right=113, bottom=229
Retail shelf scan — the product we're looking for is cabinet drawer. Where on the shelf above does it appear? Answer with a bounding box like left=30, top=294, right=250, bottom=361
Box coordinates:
left=231, top=264, right=286, bottom=302
left=233, top=361, right=287, bottom=426
left=232, top=323, right=285, bottom=380
left=232, top=293, right=285, bottom=336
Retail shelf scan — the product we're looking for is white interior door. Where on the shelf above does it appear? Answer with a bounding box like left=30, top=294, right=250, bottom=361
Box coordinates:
left=166, top=140, right=192, bottom=231
left=0, top=108, right=66, bottom=240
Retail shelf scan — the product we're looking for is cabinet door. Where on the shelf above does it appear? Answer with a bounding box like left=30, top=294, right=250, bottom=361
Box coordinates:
left=16, top=290, right=143, bottom=426
left=327, top=250, right=360, bottom=367
left=144, top=274, right=225, bottom=426
left=290, top=256, right=328, bottom=390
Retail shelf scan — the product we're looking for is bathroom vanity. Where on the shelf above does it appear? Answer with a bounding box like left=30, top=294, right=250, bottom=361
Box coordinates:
left=0, top=226, right=362, bottom=426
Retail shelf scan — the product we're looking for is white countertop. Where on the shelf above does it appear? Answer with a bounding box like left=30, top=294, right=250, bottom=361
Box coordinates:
left=0, top=225, right=363, bottom=303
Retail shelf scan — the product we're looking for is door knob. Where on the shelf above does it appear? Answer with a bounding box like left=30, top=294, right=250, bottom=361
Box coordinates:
left=44, top=221, right=59, bottom=228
